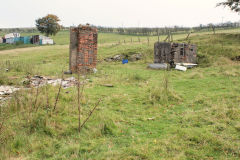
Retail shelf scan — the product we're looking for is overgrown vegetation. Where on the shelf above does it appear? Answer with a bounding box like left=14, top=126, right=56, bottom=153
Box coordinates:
left=0, top=29, right=240, bottom=159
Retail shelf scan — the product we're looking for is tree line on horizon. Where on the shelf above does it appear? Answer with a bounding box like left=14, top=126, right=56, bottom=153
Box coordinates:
left=95, top=21, right=240, bottom=35
left=1, top=21, right=239, bottom=36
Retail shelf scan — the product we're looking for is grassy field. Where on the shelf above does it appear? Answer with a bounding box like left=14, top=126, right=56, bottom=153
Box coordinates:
left=0, top=29, right=240, bottom=159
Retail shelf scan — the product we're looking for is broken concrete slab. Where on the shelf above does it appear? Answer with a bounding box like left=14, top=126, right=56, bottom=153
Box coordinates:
left=0, top=86, right=19, bottom=96
left=25, top=75, right=78, bottom=89
left=176, top=63, right=198, bottom=69
left=175, top=65, right=187, bottom=71
left=0, top=86, right=20, bottom=103
left=0, top=76, right=80, bottom=104
left=148, top=63, right=168, bottom=70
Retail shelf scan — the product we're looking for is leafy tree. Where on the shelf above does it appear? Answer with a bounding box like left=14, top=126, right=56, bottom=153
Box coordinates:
left=217, top=0, right=240, bottom=12
left=35, top=14, right=61, bottom=37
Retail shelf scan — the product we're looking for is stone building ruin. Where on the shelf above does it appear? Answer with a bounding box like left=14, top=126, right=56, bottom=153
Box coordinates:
left=154, top=42, right=197, bottom=65
left=69, top=24, right=98, bottom=73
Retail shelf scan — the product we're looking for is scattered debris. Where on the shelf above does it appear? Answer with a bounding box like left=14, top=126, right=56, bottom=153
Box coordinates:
left=147, top=117, right=155, bottom=121
left=231, top=56, right=240, bottom=61
left=102, top=84, right=114, bottom=87
left=148, top=63, right=168, bottom=70
left=104, top=54, right=142, bottom=62
left=0, top=86, right=20, bottom=102
left=175, top=65, right=187, bottom=71
left=25, top=75, right=77, bottom=89
left=93, top=68, right=98, bottom=74
left=129, top=54, right=142, bottom=61
left=104, top=55, right=123, bottom=62
left=122, top=59, right=128, bottom=64
left=0, top=86, right=19, bottom=96
left=176, top=63, right=198, bottom=69
left=64, top=70, right=72, bottom=75
left=0, top=76, right=79, bottom=104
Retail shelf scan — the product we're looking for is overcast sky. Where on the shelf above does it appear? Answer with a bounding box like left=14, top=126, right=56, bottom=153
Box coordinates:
left=0, top=0, right=239, bottom=28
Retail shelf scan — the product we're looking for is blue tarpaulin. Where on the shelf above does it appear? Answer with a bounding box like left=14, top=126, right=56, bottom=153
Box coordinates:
left=122, top=59, right=128, bottom=64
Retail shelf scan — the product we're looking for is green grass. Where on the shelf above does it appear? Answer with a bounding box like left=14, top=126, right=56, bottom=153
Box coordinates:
left=0, top=29, right=240, bottom=159
left=0, top=43, right=38, bottom=51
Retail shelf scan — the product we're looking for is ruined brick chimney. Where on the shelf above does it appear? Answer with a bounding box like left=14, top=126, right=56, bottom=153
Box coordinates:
left=69, top=24, right=98, bottom=73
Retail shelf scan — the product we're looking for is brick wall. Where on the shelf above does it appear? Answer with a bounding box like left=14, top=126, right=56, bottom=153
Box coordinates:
left=70, top=25, right=98, bottom=73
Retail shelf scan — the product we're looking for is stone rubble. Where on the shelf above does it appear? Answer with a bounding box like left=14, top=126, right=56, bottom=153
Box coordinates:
left=148, top=63, right=168, bottom=70
left=0, top=86, right=20, bottom=102
left=0, top=86, right=19, bottom=96
left=104, top=54, right=142, bottom=62
left=0, top=76, right=79, bottom=103
left=28, top=75, right=77, bottom=89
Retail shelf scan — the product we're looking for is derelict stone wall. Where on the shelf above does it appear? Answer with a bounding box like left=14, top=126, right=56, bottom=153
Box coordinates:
left=70, top=25, right=98, bottom=73
left=154, top=42, right=197, bottom=64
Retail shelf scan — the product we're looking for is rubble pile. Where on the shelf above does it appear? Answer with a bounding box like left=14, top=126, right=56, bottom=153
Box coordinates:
left=28, top=75, right=77, bottom=89
left=0, top=86, right=19, bottom=101
left=104, top=54, right=142, bottom=62
left=0, top=76, right=78, bottom=103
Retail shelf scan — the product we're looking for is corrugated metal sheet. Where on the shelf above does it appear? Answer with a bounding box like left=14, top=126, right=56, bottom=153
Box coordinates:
left=14, top=37, right=21, bottom=43
left=42, top=39, right=54, bottom=45
left=20, top=36, right=31, bottom=44
left=6, top=38, right=15, bottom=44
left=39, top=35, right=54, bottom=45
